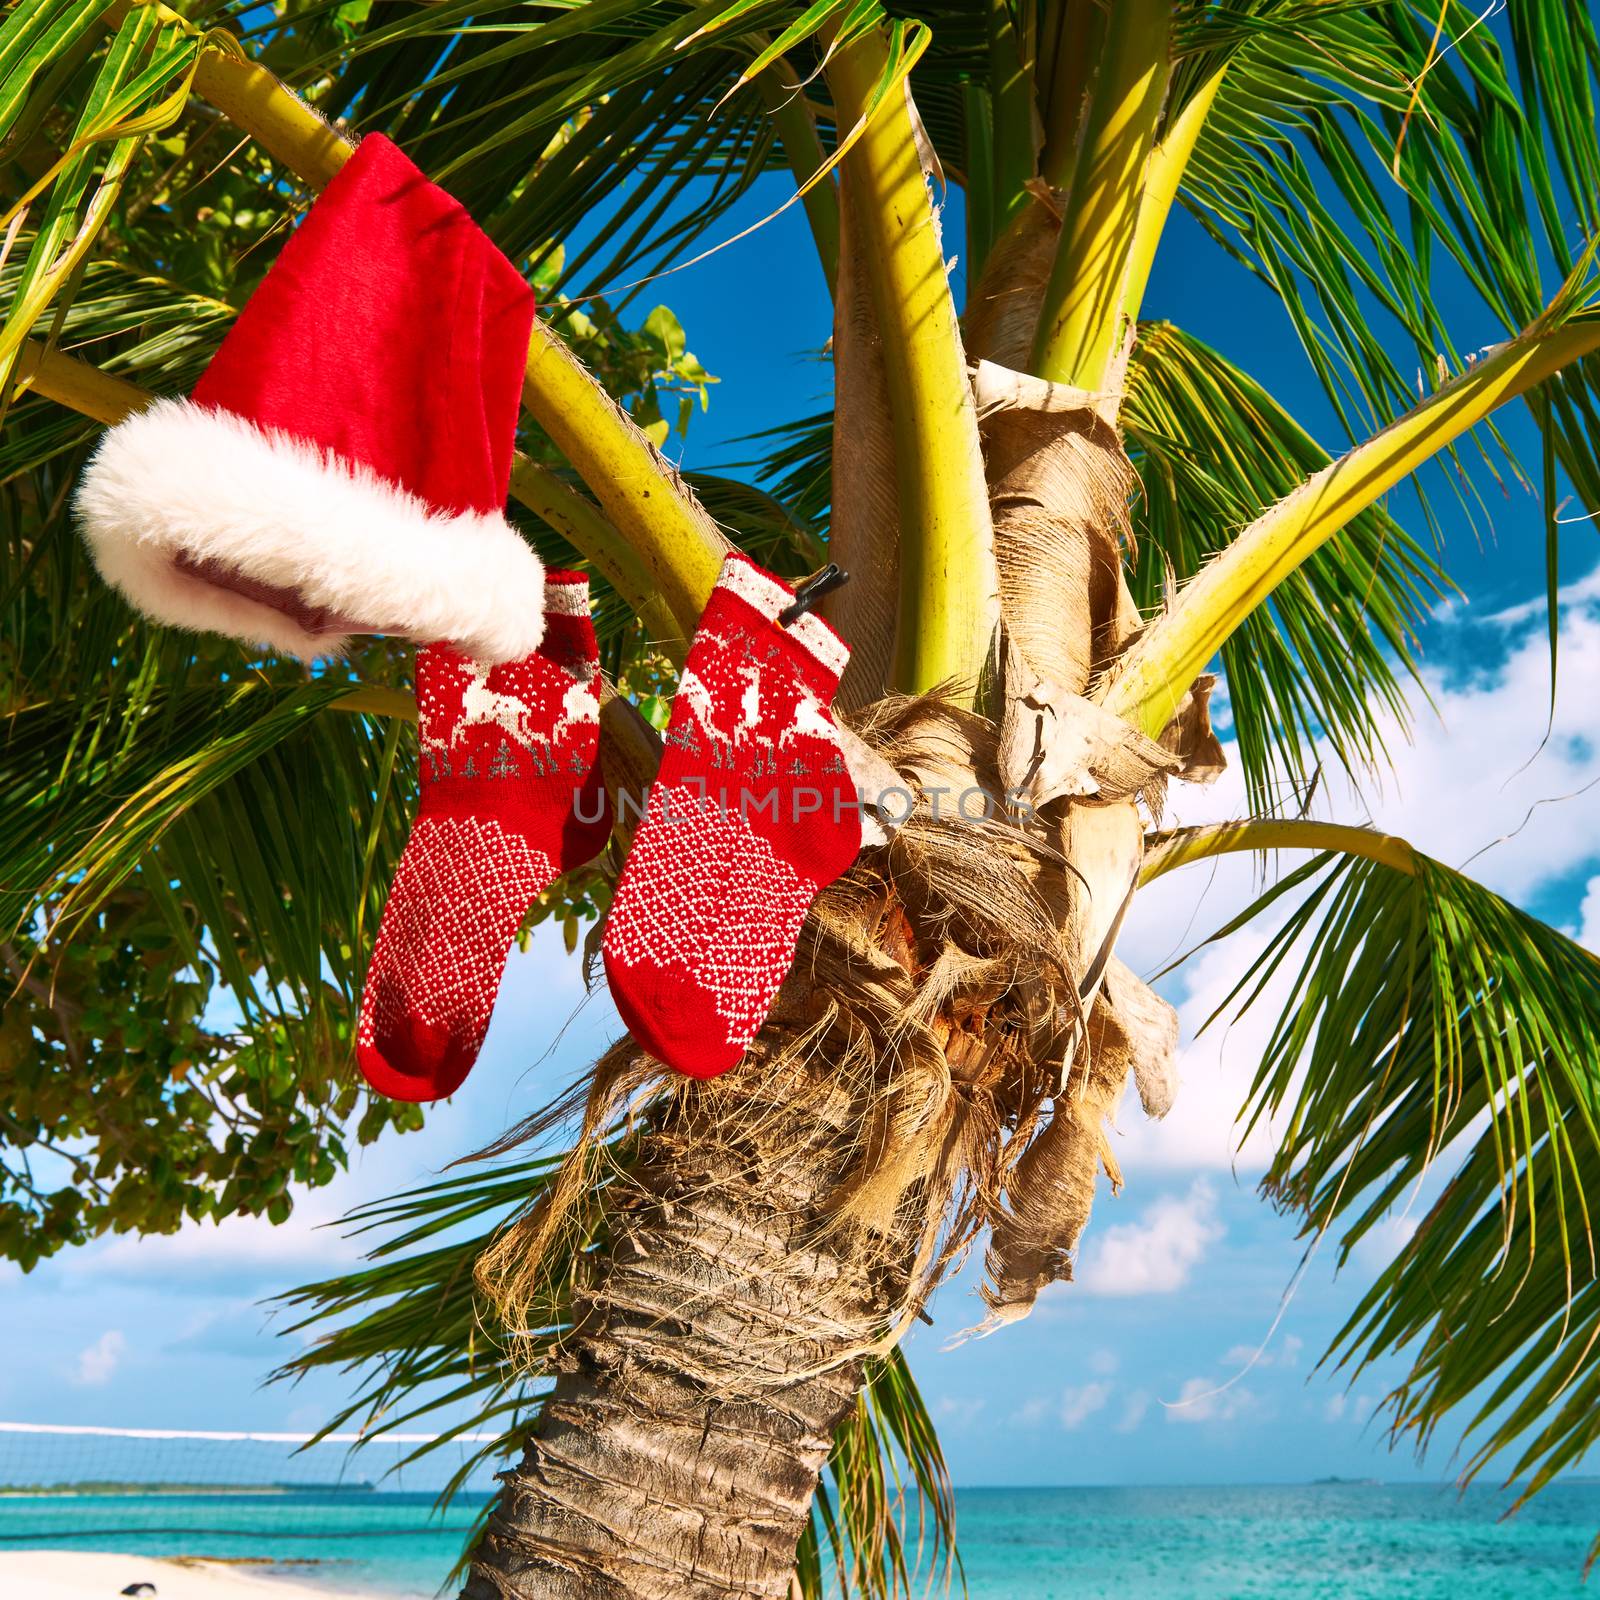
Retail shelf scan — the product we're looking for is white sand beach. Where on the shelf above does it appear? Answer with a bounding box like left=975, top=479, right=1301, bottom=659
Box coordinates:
left=0, top=1550, right=363, bottom=1598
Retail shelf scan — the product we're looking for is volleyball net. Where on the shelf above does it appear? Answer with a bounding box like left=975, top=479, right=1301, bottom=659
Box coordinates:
left=0, top=1421, right=507, bottom=1546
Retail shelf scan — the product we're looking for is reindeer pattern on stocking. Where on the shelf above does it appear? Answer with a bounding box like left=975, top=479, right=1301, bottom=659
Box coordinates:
left=668, top=626, right=845, bottom=787
left=418, top=648, right=598, bottom=785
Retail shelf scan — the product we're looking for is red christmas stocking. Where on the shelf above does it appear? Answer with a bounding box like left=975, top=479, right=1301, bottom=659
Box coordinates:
left=603, top=554, right=862, bottom=1078
left=358, top=573, right=610, bottom=1101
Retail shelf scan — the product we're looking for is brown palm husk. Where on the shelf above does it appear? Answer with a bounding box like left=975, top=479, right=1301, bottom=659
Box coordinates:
left=476, top=689, right=1180, bottom=1393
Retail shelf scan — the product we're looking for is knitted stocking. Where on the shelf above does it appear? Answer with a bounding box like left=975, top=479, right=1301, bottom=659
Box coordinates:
left=603, top=554, right=861, bottom=1078
left=358, top=574, right=609, bottom=1100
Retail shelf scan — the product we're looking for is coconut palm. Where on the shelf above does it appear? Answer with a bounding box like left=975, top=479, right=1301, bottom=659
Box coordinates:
left=7, top=0, right=1600, bottom=1595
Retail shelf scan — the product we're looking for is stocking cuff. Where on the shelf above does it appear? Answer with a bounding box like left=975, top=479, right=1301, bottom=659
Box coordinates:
left=544, top=571, right=592, bottom=615
left=716, top=553, right=850, bottom=681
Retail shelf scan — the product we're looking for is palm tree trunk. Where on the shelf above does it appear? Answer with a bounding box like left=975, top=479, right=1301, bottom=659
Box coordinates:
left=460, top=693, right=1138, bottom=1600
left=462, top=1058, right=895, bottom=1600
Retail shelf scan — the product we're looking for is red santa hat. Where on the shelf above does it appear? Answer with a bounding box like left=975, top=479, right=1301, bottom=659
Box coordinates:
left=75, top=134, right=545, bottom=662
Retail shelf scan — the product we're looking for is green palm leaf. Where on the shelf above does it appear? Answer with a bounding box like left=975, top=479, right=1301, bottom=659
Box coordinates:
left=1123, top=323, right=1447, bottom=813
left=0, top=2, right=211, bottom=391
left=1177, top=2, right=1600, bottom=650
left=1185, top=840, right=1600, bottom=1536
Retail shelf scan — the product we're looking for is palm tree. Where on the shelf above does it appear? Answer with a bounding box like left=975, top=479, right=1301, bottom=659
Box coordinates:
left=7, top=0, right=1600, bottom=1595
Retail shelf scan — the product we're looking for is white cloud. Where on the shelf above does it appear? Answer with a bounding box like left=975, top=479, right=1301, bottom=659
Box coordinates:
left=1010, top=1395, right=1053, bottom=1427
left=1088, top=1347, right=1120, bottom=1376
left=1324, top=1391, right=1381, bottom=1425
left=1327, top=592, right=1600, bottom=906
left=1221, top=1332, right=1303, bottom=1372
left=1577, top=875, right=1600, bottom=954
left=1112, top=921, right=1298, bottom=1174
left=1116, top=1391, right=1151, bottom=1433
left=1075, top=1180, right=1223, bottom=1296
left=1058, top=1381, right=1112, bottom=1429
left=1012, top=1380, right=1115, bottom=1430
left=1483, top=564, right=1600, bottom=627
left=70, top=1202, right=361, bottom=1292
left=1351, top=1214, right=1420, bottom=1272
left=74, top=1330, right=126, bottom=1387
left=1165, top=1375, right=1256, bottom=1425
left=932, top=1395, right=985, bottom=1427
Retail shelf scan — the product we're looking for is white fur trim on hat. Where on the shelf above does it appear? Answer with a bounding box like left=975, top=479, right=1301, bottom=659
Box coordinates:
left=75, top=398, right=546, bottom=663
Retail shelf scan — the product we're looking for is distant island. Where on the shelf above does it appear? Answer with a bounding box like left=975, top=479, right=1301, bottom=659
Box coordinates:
left=0, top=1481, right=378, bottom=1497
left=1312, top=1476, right=1383, bottom=1487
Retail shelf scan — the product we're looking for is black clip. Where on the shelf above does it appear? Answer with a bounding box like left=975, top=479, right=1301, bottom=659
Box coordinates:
left=778, top=563, right=850, bottom=626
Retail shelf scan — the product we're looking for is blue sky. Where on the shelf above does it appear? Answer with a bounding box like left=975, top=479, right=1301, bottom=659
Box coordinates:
left=5, top=167, right=1600, bottom=1498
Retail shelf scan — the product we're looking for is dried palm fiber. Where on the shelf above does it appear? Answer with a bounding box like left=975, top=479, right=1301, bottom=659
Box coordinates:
left=808, top=697, right=1075, bottom=1261
left=997, top=641, right=1180, bottom=810
left=1160, top=673, right=1227, bottom=782
left=964, top=198, right=1226, bottom=796
left=964, top=187, right=1145, bottom=773
left=975, top=360, right=1142, bottom=713
left=1117, top=957, right=1181, bottom=1121
left=477, top=696, right=1108, bottom=1370
left=1134, top=673, right=1229, bottom=826
left=963, top=189, right=1062, bottom=369
left=967, top=790, right=1165, bottom=1332
left=979, top=955, right=1179, bottom=1329
left=821, top=167, right=901, bottom=711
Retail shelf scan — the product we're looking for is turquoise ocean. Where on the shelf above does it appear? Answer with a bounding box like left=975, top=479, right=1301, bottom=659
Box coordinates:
left=4, top=1482, right=1599, bottom=1597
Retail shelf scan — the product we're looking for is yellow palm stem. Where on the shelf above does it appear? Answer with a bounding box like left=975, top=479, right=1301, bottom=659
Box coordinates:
left=827, top=29, right=999, bottom=698
left=1103, top=313, right=1600, bottom=739
left=15, top=339, right=147, bottom=424
left=986, top=0, right=1036, bottom=240
left=190, top=45, right=348, bottom=186
left=1037, top=0, right=1101, bottom=191
left=519, top=335, right=725, bottom=640
left=332, top=685, right=417, bottom=723
left=1120, top=62, right=1227, bottom=334
left=507, top=456, right=683, bottom=655
left=1140, top=819, right=1418, bottom=886
left=1030, top=0, right=1171, bottom=389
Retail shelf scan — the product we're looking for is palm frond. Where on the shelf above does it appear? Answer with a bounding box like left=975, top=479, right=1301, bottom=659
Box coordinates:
left=4, top=669, right=416, bottom=1031
left=1187, top=840, right=1600, bottom=1535
left=0, top=0, right=209, bottom=391
left=0, top=257, right=232, bottom=478
left=1175, top=1, right=1600, bottom=648
left=686, top=468, right=826, bottom=574
left=1107, top=267, right=1600, bottom=741
left=730, top=410, right=835, bottom=531
left=1123, top=322, right=1447, bottom=813
left=0, top=314, right=426, bottom=1258
left=741, top=332, right=1448, bottom=817
left=228, top=0, right=933, bottom=307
